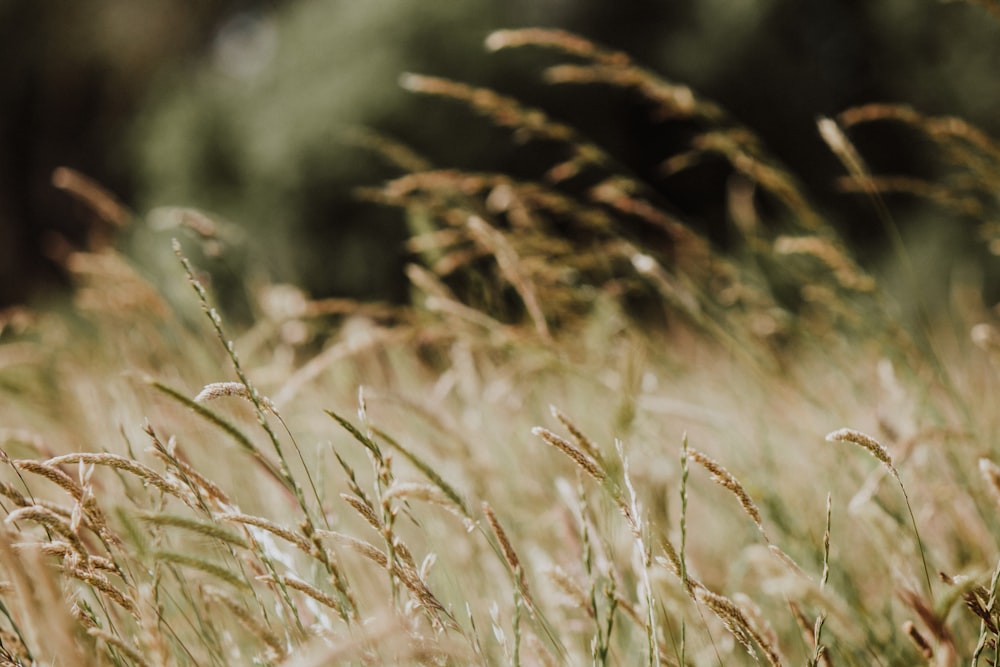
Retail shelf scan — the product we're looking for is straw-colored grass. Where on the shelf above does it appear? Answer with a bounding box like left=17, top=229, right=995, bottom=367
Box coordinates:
left=3, top=25, right=1000, bottom=667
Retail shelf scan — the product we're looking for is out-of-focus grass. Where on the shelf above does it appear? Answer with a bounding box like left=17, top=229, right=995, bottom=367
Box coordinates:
left=2, top=26, right=1000, bottom=667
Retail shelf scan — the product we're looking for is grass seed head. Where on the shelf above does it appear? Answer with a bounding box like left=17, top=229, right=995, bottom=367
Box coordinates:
left=194, top=381, right=279, bottom=415
left=531, top=427, right=606, bottom=483
left=687, top=448, right=765, bottom=536
left=825, top=428, right=898, bottom=478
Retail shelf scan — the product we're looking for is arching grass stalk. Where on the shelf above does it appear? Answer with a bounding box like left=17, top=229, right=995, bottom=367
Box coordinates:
left=173, top=240, right=355, bottom=621
left=817, top=117, right=970, bottom=428
left=173, top=241, right=315, bottom=517
left=615, top=439, right=656, bottom=667
left=825, top=428, right=932, bottom=601
left=148, top=380, right=290, bottom=494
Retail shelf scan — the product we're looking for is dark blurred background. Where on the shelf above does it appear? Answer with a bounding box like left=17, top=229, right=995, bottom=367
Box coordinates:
left=2, top=0, right=999, bottom=309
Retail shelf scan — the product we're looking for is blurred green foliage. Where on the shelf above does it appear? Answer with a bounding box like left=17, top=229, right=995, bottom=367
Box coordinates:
left=131, top=0, right=527, bottom=303
left=4, top=0, right=1000, bottom=308
left=128, top=0, right=1000, bottom=303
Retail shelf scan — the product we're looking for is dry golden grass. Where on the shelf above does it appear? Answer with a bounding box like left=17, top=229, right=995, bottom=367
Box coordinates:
left=3, top=25, right=1000, bottom=667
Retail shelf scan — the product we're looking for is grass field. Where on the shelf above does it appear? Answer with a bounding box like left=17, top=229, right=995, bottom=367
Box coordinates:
left=2, top=27, right=1000, bottom=667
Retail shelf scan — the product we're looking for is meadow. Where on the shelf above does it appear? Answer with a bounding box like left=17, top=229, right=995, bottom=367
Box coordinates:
left=2, top=27, right=1000, bottom=666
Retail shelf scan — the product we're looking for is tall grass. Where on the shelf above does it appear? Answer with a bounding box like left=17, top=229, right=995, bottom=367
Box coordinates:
left=2, top=25, right=1000, bottom=666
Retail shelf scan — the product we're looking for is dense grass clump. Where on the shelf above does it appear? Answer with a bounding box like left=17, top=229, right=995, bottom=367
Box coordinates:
left=3, top=27, right=1000, bottom=667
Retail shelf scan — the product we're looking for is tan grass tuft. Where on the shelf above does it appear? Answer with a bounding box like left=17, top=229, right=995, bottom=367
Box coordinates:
left=485, top=28, right=725, bottom=124
left=398, top=75, right=577, bottom=146
left=5, top=506, right=90, bottom=563
left=12, top=459, right=84, bottom=500
left=482, top=502, right=534, bottom=612
left=257, top=573, right=342, bottom=612
left=0, top=480, right=30, bottom=507
left=485, top=28, right=629, bottom=66
left=45, top=452, right=195, bottom=506
left=695, top=587, right=784, bottom=667
left=733, top=592, right=780, bottom=660
left=66, top=563, right=138, bottom=615
left=531, top=427, right=606, bottom=483
left=838, top=103, right=1000, bottom=161
left=768, top=544, right=808, bottom=579
left=51, top=166, right=131, bottom=239
left=687, top=448, right=765, bottom=537
left=466, top=215, right=551, bottom=340
left=774, top=235, right=875, bottom=292
left=817, top=117, right=870, bottom=184
left=316, top=529, right=453, bottom=630
left=341, top=493, right=382, bottom=532
left=194, top=381, right=279, bottom=415
left=549, top=405, right=603, bottom=465
left=146, top=434, right=233, bottom=507
left=218, top=512, right=313, bottom=555
left=16, top=541, right=116, bottom=572
left=824, top=428, right=897, bottom=478
left=656, top=535, right=699, bottom=597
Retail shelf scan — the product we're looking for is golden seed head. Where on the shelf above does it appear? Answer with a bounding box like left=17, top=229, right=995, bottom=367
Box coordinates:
left=825, top=428, right=897, bottom=477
